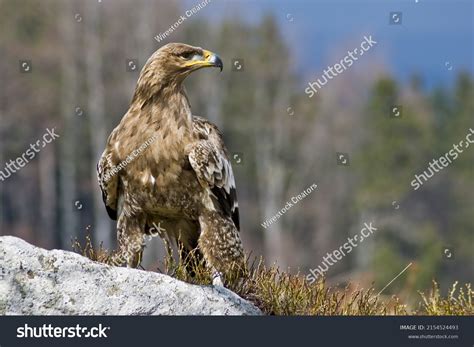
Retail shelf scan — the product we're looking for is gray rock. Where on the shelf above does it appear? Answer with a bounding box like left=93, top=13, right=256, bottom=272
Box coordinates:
left=0, top=236, right=261, bottom=315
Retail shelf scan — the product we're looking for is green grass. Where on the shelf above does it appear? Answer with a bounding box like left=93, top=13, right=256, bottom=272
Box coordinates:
left=73, top=236, right=473, bottom=315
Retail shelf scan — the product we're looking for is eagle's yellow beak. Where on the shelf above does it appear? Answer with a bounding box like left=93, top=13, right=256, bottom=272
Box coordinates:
left=184, top=50, right=223, bottom=71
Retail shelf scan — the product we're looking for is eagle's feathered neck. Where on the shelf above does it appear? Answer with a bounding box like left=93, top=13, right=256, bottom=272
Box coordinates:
left=131, top=71, right=185, bottom=105
left=131, top=72, right=193, bottom=128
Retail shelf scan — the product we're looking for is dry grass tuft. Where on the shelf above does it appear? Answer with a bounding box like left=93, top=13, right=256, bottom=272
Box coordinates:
left=417, top=281, right=473, bottom=315
left=72, top=237, right=472, bottom=316
left=72, top=235, right=110, bottom=263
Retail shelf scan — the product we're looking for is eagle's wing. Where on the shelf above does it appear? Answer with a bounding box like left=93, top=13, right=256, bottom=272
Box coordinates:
left=188, top=116, right=240, bottom=231
left=97, top=137, right=120, bottom=221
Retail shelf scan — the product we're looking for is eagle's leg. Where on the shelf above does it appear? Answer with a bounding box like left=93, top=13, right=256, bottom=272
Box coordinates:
left=114, top=213, right=146, bottom=268
left=198, top=211, right=245, bottom=286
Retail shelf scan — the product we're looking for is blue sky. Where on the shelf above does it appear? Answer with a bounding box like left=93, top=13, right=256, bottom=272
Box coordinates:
left=184, top=0, right=473, bottom=89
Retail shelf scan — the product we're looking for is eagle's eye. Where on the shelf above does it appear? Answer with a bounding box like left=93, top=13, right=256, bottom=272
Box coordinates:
left=179, top=51, right=195, bottom=60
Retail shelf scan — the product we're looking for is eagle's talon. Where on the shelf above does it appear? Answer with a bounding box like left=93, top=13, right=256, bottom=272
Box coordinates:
left=212, top=271, right=224, bottom=286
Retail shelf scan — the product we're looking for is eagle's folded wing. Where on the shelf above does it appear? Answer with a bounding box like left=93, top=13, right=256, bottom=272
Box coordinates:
left=97, top=146, right=119, bottom=221
left=189, top=116, right=240, bottom=231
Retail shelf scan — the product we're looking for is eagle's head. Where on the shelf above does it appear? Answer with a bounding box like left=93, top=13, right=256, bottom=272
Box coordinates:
left=132, top=43, right=223, bottom=102
left=159, top=43, right=223, bottom=73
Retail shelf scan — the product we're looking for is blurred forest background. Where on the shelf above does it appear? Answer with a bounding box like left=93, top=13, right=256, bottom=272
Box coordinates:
left=0, top=0, right=472, bottom=304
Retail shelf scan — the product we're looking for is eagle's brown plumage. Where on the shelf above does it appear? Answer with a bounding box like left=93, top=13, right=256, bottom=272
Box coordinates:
left=97, top=43, right=244, bottom=284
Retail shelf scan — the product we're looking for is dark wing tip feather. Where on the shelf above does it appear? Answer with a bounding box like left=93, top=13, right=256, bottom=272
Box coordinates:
left=101, top=190, right=117, bottom=220
left=210, top=186, right=240, bottom=231
left=97, top=158, right=118, bottom=221
left=233, top=206, right=240, bottom=231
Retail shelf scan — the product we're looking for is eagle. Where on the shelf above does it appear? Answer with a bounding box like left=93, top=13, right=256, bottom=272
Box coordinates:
left=97, top=43, right=244, bottom=285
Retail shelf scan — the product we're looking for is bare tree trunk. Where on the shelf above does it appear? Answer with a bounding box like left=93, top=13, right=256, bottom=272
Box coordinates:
left=38, top=146, right=56, bottom=248
left=85, top=0, right=110, bottom=247
left=0, top=57, right=6, bottom=236
left=253, top=77, right=287, bottom=267
left=58, top=0, right=79, bottom=248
